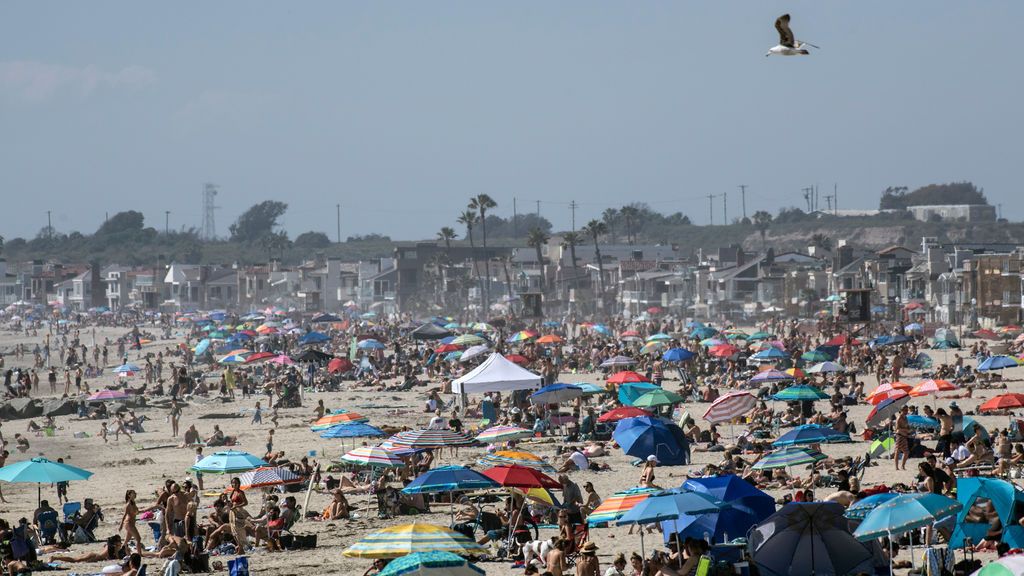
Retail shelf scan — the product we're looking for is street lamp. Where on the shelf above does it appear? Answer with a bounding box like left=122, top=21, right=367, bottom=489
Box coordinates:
left=970, top=297, right=978, bottom=330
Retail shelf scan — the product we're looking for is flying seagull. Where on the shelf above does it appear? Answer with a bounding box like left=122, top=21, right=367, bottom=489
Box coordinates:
left=767, top=14, right=819, bottom=56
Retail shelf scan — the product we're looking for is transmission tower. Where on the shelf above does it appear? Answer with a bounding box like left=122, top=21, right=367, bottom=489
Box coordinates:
left=202, top=183, right=220, bottom=240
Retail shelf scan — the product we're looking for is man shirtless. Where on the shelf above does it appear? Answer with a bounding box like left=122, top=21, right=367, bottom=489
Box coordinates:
left=165, top=483, right=189, bottom=538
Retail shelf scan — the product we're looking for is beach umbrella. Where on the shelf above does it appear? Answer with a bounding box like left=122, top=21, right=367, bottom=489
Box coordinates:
left=218, top=353, right=248, bottom=364
left=752, top=446, right=826, bottom=470
left=244, top=351, right=276, bottom=363
left=750, top=502, right=873, bottom=576
left=341, top=446, right=407, bottom=467
left=749, top=369, right=794, bottom=384
left=451, top=334, right=485, bottom=346
left=299, top=331, right=330, bottom=344
left=234, top=466, right=302, bottom=490
left=535, top=334, right=563, bottom=345
left=607, top=370, right=646, bottom=384
left=785, top=367, right=805, bottom=379
left=866, top=381, right=913, bottom=401
left=434, top=344, right=461, bottom=353
left=750, top=348, right=788, bottom=362
left=772, top=424, right=851, bottom=447
left=620, top=330, right=641, bottom=340
left=599, top=406, right=653, bottom=423
left=389, top=430, right=475, bottom=449
left=909, top=379, right=957, bottom=397
left=907, top=415, right=940, bottom=430
left=647, top=333, right=672, bottom=342
left=703, top=391, right=757, bottom=424
left=690, top=326, right=718, bottom=339
left=319, top=423, right=385, bottom=439
left=191, top=450, right=267, bottom=474
left=905, top=323, right=924, bottom=332
left=377, top=551, right=485, bottom=576
left=459, top=344, right=490, bottom=362
left=293, top=348, right=333, bottom=364
left=267, top=354, right=296, bottom=365
left=0, top=457, right=94, bottom=503
left=600, top=355, right=638, bottom=368
left=193, top=339, right=211, bottom=355
left=844, top=493, right=899, bottom=520
left=113, top=364, right=142, bottom=373
left=632, top=389, right=686, bottom=408
left=970, top=555, right=1024, bottom=576
left=410, top=323, right=453, bottom=341
left=311, top=412, right=369, bottom=430
left=800, top=350, right=832, bottom=363
left=640, top=341, right=666, bottom=355
left=587, top=487, right=659, bottom=526
left=673, top=475, right=775, bottom=543
left=771, top=385, right=828, bottom=402
left=724, top=331, right=750, bottom=341
left=701, top=338, right=726, bottom=348
left=87, top=389, right=129, bottom=401
left=613, top=416, right=690, bottom=465
left=402, top=466, right=499, bottom=494
left=475, top=425, right=533, bottom=443
left=709, top=344, right=739, bottom=358
left=618, top=382, right=660, bottom=406
left=662, top=348, right=695, bottom=362
left=683, top=474, right=775, bottom=519
left=866, top=388, right=911, bottom=406
left=505, top=330, right=536, bottom=343
left=973, top=328, right=1000, bottom=340
left=574, top=383, right=607, bottom=395
left=482, top=465, right=560, bottom=489
left=616, top=489, right=723, bottom=526
left=504, top=354, right=531, bottom=366
left=530, top=383, right=583, bottom=404
left=327, top=358, right=354, bottom=373
left=980, top=393, right=1024, bottom=412
left=477, top=450, right=556, bottom=473
left=358, top=339, right=386, bottom=350
left=853, top=493, right=961, bottom=541
left=311, top=313, right=342, bottom=323
left=978, top=355, right=1020, bottom=372
left=806, top=361, right=846, bottom=374
left=342, top=523, right=486, bottom=559
left=865, top=393, right=911, bottom=428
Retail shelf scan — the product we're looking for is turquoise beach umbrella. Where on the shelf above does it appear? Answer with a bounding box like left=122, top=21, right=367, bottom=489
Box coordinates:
left=190, top=450, right=267, bottom=475
left=0, top=457, right=93, bottom=503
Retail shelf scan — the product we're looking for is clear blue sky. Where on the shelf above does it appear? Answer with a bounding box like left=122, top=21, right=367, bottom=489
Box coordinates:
left=2, top=2, right=1020, bottom=241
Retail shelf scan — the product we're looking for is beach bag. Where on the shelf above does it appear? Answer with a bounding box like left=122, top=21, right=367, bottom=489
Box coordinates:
left=228, top=556, right=248, bottom=576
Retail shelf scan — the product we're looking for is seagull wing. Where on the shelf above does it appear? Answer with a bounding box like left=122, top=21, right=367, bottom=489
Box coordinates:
left=775, top=14, right=795, bottom=48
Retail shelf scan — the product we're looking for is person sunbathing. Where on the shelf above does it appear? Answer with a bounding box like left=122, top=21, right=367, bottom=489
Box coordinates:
left=51, top=534, right=127, bottom=563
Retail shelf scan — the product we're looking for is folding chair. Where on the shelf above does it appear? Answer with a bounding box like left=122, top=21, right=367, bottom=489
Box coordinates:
left=62, top=501, right=82, bottom=521
left=37, top=509, right=60, bottom=544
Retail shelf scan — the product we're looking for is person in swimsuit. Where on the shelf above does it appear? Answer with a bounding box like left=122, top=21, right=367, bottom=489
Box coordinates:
left=51, top=534, right=127, bottom=563
left=227, top=477, right=250, bottom=550
left=121, top=490, right=143, bottom=552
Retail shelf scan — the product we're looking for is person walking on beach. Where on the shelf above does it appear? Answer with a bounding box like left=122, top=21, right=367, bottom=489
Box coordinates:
left=251, top=401, right=262, bottom=425
left=169, top=399, right=182, bottom=437
left=894, top=405, right=911, bottom=471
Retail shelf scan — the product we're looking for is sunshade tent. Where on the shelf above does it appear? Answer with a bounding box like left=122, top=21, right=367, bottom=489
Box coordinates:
left=452, top=353, right=542, bottom=394
left=0, top=457, right=93, bottom=503
left=613, top=416, right=690, bottom=466
left=191, top=450, right=267, bottom=474
left=749, top=502, right=874, bottom=576
left=342, top=523, right=486, bottom=558
left=950, top=478, right=1024, bottom=550
left=410, top=323, right=453, bottom=341
left=377, top=551, right=485, bottom=576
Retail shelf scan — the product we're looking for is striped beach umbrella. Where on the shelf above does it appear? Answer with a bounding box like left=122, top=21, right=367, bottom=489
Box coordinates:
left=477, top=450, right=556, bottom=473
left=587, top=487, right=659, bottom=526
left=234, top=466, right=302, bottom=490
left=909, top=379, right=957, bottom=397
left=703, top=391, right=757, bottom=424
left=751, top=446, right=826, bottom=470
left=389, top=429, right=475, bottom=449
left=310, top=412, right=369, bottom=431
left=475, top=426, right=533, bottom=444
left=342, top=523, right=486, bottom=559
left=806, top=361, right=846, bottom=374
left=749, top=369, right=794, bottom=384
left=451, top=334, right=486, bottom=346
left=341, top=446, right=407, bottom=467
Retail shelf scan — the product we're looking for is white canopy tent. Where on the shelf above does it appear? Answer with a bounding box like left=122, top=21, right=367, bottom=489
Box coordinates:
left=452, top=353, right=543, bottom=394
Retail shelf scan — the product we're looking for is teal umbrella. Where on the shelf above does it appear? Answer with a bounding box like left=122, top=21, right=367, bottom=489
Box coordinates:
left=378, top=551, right=485, bottom=576
left=190, top=450, right=267, bottom=474
left=752, top=446, right=826, bottom=470
left=0, top=457, right=93, bottom=503
left=853, top=493, right=961, bottom=541
left=800, top=350, right=832, bottom=363
left=771, top=385, right=829, bottom=402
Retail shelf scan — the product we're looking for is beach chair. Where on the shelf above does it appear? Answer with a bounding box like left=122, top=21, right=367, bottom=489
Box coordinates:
left=62, top=502, right=82, bottom=521
left=37, top=510, right=60, bottom=544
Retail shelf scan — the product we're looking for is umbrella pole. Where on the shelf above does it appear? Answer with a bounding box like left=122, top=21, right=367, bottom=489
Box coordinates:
left=888, top=531, right=894, bottom=576
left=909, top=530, right=915, bottom=571
left=640, top=526, right=646, bottom=575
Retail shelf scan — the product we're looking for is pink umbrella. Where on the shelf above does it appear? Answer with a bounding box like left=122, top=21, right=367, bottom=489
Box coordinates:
left=703, top=391, right=757, bottom=424
left=268, top=354, right=296, bottom=366
left=88, top=389, right=129, bottom=401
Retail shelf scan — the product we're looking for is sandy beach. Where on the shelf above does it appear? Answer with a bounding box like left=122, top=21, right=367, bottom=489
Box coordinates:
left=0, top=323, right=1010, bottom=575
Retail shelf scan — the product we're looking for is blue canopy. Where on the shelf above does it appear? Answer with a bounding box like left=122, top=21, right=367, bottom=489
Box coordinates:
left=531, top=383, right=583, bottom=404
left=319, top=423, right=385, bottom=439
left=662, top=348, right=695, bottom=362
left=299, top=331, right=330, bottom=344
left=612, top=416, right=690, bottom=466
left=950, top=478, right=1024, bottom=550
left=401, top=466, right=499, bottom=494
left=618, top=382, right=660, bottom=406
left=662, top=475, right=776, bottom=543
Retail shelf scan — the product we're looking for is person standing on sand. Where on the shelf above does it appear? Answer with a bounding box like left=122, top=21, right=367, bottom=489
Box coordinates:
left=169, top=399, right=182, bottom=437
left=194, top=447, right=205, bottom=490
left=251, top=401, right=262, bottom=425
left=894, top=405, right=911, bottom=471
left=121, top=490, right=143, bottom=552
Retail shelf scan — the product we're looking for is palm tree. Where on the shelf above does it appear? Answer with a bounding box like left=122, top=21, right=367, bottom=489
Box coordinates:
left=527, top=227, right=550, bottom=293
left=436, top=227, right=457, bottom=308
left=619, top=205, right=640, bottom=244
left=457, top=210, right=480, bottom=305
left=468, top=194, right=497, bottom=308
left=601, top=208, right=619, bottom=243
left=582, top=220, right=608, bottom=306
left=561, top=231, right=581, bottom=271
left=810, top=233, right=833, bottom=251
left=752, top=211, right=773, bottom=247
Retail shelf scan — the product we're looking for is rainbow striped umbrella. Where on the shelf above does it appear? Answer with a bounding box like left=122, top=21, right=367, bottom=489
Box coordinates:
left=506, top=330, right=537, bottom=343
left=342, top=523, right=486, bottom=559
left=310, top=412, right=369, bottom=431
left=451, top=334, right=486, bottom=346
left=477, top=450, right=556, bottom=473
left=340, top=446, right=406, bottom=467
left=389, top=429, right=475, bottom=449
left=703, top=391, right=757, bottom=424
left=475, top=425, right=533, bottom=443
left=587, top=487, right=659, bottom=526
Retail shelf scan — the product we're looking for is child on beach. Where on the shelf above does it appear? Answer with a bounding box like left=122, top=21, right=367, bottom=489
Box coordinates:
left=251, top=401, right=262, bottom=425
left=99, top=422, right=108, bottom=443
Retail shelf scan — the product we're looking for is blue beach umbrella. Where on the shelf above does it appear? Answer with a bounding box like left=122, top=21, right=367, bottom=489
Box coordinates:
left=853, top=493, right=961, bottom=541
left=401, top=466, right=499, bottom=494
left=612, top=417, right=690, bottom=466
left=844, top=493, right=900, bottom=520
left=190, top=450, right=267, bottom=474
left=0, top=457, right=94, bottom=504
left=978, top=355, right=1019, bottom=371
left=299, top=331, right=330, bottom=344
left=530, top=383, right=583, bottom=405
left=618, top=382, right=660, bottom=406
left=662, top=348, right=695, bottom=362
left=772, top=424, right=851, bottom=447
left=751, top=348, right=788, bottom=362
left=617, top=489, right=723, bottom=526
left=319, top=423, right=386, bottom=439
left=358, top=339, right=386, bottom=350
left=378, top=551, right=485, bottom=576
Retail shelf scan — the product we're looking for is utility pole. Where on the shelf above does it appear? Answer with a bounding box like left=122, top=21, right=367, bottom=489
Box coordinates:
left=825, top=195, right=833, bottom=212
left=569, top=200, right=578, bottom=232
left=707, top=194, right=715, bottom=226
left=165, top=211, right=170, bottom=235
left=536, top=200, right=541, bottom=219
left=802, top=188, right=813, bottom=212
left=834, top=183, right=838, bottom=215
left=815, top=185, right=820, bottom=212
left=336, top=204, right=341, bottom=243
left=738, top=185, right=747, bottom=219
left=47, top=210, right=52, bottom=239
left=723, top=191, right=728, bottom=225
left=513, top=197, right=518, bottom=237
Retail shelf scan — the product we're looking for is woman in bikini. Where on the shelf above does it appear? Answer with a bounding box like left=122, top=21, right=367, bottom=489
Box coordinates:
left=226, top=477, right=250, bottom=550
left=121, top=490, right=143, bottom=552
left=51, top=534, right=127, bottom=563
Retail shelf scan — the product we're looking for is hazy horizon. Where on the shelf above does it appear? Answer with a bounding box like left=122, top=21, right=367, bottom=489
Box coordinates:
left=2, top=2, right=1021, bottom=241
